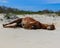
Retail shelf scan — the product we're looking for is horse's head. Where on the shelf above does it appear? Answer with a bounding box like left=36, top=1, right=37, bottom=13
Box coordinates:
left=47, top=24, right=55, bottom=30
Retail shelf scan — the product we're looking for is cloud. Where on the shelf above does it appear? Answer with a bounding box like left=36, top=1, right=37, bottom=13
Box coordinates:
left=44, top=0, right=60, bottom=3
left=27, top=0, right=60, bottom=4
left=0, top=0, right=8, bottom=3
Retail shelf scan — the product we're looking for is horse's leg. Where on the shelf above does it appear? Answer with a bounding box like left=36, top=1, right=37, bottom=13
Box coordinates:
left=3, top=18, right=22, bottom=27
left=3, top=23, right=17, bottom=28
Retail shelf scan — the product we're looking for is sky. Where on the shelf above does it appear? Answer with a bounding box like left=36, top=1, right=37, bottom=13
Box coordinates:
left=0, top=0, right=60, bottom=11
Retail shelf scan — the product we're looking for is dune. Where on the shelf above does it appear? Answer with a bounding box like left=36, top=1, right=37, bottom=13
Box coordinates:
left=0, top=14, right=60, bottom=48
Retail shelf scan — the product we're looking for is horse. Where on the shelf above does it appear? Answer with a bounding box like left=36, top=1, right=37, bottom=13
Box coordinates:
left=3, top=17, right=55, bottom=30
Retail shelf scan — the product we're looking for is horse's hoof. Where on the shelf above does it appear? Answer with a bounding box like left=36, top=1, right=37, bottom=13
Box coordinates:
left=3, top=24, right=5, bottom=26
left=3, top=24, right=6, bottom=28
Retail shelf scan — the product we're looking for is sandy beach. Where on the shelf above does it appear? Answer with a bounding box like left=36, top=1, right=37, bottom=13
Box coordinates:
left=0, top=14, right=60, bottom=48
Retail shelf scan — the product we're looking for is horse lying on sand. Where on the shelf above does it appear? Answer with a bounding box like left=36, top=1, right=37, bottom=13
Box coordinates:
left=3, top=17, right=55, bottom=30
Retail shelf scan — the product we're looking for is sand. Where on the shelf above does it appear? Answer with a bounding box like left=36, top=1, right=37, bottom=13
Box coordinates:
left=0, top=14, right=60, bottom=48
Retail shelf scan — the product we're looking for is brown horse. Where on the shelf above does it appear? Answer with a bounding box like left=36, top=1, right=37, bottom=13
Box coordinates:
left=3, top=17, right=55, bottom=30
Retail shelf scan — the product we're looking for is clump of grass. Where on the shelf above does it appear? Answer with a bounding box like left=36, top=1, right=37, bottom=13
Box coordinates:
left=4, top=13, right=19, bottom=19
left=4, top=13, right=11, bottom=19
